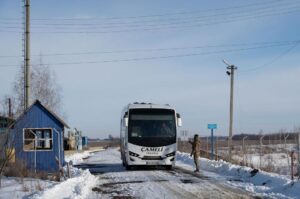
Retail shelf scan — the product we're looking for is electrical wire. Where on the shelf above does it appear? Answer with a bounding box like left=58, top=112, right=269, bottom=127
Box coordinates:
left=0, top=0, right=289, bottom=21
left=0, top=40, right=298, bottom=58
left=1, top=8, right=296, bottom=34
left=2, top=2, right=300, bottom=30
left=241, top=42, right=300, bottom=72
left=0, top=42, right=295, bottom=68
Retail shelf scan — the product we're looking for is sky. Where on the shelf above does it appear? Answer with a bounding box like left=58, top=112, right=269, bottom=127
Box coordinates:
left=1, top=0, right=300, bottom=138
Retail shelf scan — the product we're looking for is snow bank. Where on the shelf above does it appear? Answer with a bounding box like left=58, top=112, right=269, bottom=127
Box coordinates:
left=0, top=177, right=54, bottom=199
left=32, top=169, right=98, bottom=199
left=65, top=151, right=91, bottom=165
left=176, top=152, right=300, bottom=199
left=0, top=150, right=99, bottom=199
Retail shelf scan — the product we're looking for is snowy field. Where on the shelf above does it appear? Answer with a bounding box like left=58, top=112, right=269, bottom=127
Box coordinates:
left=0, top=148, right=299, bottom=199
left=217, top=143, right=298, bottom=176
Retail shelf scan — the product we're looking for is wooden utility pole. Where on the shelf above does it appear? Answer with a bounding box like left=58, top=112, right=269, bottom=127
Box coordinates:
left=24, top=0, right=30, bottom=110
left=223, top=59, right=237, bottom=162
left=298, top=133, right=300, bottom=179
left=8, top=98, right=12, bottom=118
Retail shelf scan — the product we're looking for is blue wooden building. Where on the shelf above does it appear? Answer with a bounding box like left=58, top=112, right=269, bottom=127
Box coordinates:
left=11, top=100, right=69, bottom=172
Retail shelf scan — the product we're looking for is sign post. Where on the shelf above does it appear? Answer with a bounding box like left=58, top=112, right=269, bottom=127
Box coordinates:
left=208, top=124, right=217, bottom=160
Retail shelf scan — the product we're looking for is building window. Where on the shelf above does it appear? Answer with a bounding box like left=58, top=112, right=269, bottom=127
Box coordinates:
left=23, top=128, right=53, bottom=151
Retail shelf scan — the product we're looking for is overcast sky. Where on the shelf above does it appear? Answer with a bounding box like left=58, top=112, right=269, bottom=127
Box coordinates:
left=1, top=0, right=300, bottom=138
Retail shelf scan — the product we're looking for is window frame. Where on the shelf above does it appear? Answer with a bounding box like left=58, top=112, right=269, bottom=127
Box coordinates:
left=23, top=128, right=54, bottom=151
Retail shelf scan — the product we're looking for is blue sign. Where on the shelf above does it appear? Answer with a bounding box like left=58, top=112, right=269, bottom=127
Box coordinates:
left=208, top=124, right=217, bottom=129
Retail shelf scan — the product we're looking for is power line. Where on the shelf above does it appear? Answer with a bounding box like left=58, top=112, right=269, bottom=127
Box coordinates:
left=0, top=40, right=298, bottom=58
left=0, top=43, right=295, bottom=68
left=31, top=5, right=300, bottom=30
left=4, top=7, right=297, bottom=34
left=2, top=2, right=300, bottom=29
left=0, top=0, right=289, bottom=21
left=0, top=3, right=299, bottom=34
left=241, top=42, right=300, bottom=72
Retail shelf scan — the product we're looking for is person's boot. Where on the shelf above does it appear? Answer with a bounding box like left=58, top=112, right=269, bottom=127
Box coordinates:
left=194, top=169, right=199, bottom=173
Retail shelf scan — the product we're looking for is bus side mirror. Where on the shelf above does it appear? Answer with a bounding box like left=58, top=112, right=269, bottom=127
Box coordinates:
left=123, top=112, right=128, bottom=127
left=176, top=113, right=182, bottom=127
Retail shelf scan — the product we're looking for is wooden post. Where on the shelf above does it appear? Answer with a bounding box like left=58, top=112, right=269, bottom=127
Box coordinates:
left=67, top=162, right=71, bottom=178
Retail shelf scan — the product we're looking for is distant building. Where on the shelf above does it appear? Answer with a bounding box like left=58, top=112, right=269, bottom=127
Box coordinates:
left=66, top=128, right=82, bottom=151
left=10, top=100, right=69, bottom=172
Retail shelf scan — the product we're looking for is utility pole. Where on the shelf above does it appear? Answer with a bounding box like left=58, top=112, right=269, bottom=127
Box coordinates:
left=298, top=132, right=300, bottom=179
left=24, top=0, right=30, bottom=110
left=223, top=59, right=237, bottom=162
left=8, top=98, right=12, bottom=118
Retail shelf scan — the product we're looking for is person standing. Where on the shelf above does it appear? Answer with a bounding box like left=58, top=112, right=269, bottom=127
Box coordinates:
left=189, top=134, right=201, bottom=172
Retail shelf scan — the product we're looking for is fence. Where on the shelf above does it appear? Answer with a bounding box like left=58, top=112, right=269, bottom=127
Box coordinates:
left=178, top=136, right=299, bottom=178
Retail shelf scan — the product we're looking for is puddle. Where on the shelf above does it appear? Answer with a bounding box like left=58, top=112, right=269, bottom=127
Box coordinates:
left=180, top=179, right=194, bottom=183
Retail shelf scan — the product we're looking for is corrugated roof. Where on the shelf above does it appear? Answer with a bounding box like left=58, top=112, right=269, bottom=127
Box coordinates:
left=10, top=100, right=69, bottom=129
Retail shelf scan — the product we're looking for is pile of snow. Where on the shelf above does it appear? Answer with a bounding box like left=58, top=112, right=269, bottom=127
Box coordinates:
left=31, top=169, right=98, bottom=199
left=0, top=150, right=99, bottom=199
left=65, top=151, right=91, bottom=165
left=176, top=151, right=300, bottom=199
left=0, top=177, right=54, bottom=199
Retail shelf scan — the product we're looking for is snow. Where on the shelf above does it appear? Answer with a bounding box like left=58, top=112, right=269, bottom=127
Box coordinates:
left=1, top=148, right=299, bottom=199
left=176, top=151, right=300, bottom=199
left=31, top=170, right=98, bottom=199
left=0, top=177, right=54, bottom=199
left=65, top=151, right=91, bottom=165
left=0, top=149, right=99, bottom=199
left=83, top=148, right=248, bottom=199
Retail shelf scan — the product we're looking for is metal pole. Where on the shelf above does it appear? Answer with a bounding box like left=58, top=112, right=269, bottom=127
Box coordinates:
left=216, top=136, right=218, bottom=161
left=211, top=129, right=214, bottom=160
left=206, top=136, right=209, bottom=152
left=24, top=0, right=30, bottom=109
left=291, top=151, right=294, bottom=181
left=284, top=134, right=289, bottom=151
left=259, top=135, right=265, bottom=169
left=223, top=60, right=237, bottom=162
left=242, top=136, right=248, bottom=166
left=29, top=130, right=36, bottom=173
left=53, top=128, right=61, bottom=169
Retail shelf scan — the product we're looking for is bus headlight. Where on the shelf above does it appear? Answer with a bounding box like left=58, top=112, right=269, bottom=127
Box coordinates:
left=129, top=151, right=139, bottom=157
left=166, top=151, right=176, bottom=157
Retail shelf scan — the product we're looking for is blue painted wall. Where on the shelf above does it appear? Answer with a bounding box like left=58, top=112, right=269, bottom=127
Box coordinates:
left=12, top=102, right=65, bottom=172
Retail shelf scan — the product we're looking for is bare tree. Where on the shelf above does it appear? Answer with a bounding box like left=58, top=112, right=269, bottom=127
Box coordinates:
left=12, top=56, right=63, bottom=117
left=0, top=129, right=15, bottom=188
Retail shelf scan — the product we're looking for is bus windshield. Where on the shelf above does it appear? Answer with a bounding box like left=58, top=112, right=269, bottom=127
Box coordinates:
left=128, top=109, right=176, bottom=147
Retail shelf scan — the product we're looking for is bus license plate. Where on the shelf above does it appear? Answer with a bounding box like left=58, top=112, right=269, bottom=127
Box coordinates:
left=146, top=161, right=157, bottom=165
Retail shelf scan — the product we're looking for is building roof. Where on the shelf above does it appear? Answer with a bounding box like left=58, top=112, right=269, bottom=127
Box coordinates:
left=10, top=100, right=69, bottom=129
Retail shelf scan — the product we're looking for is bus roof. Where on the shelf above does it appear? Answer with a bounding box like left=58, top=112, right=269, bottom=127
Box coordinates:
left=123, top=102, right=175, bottom=112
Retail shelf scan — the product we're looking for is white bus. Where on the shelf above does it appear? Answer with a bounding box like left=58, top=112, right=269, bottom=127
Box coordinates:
left=120, top=102, right=182, bottom=170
